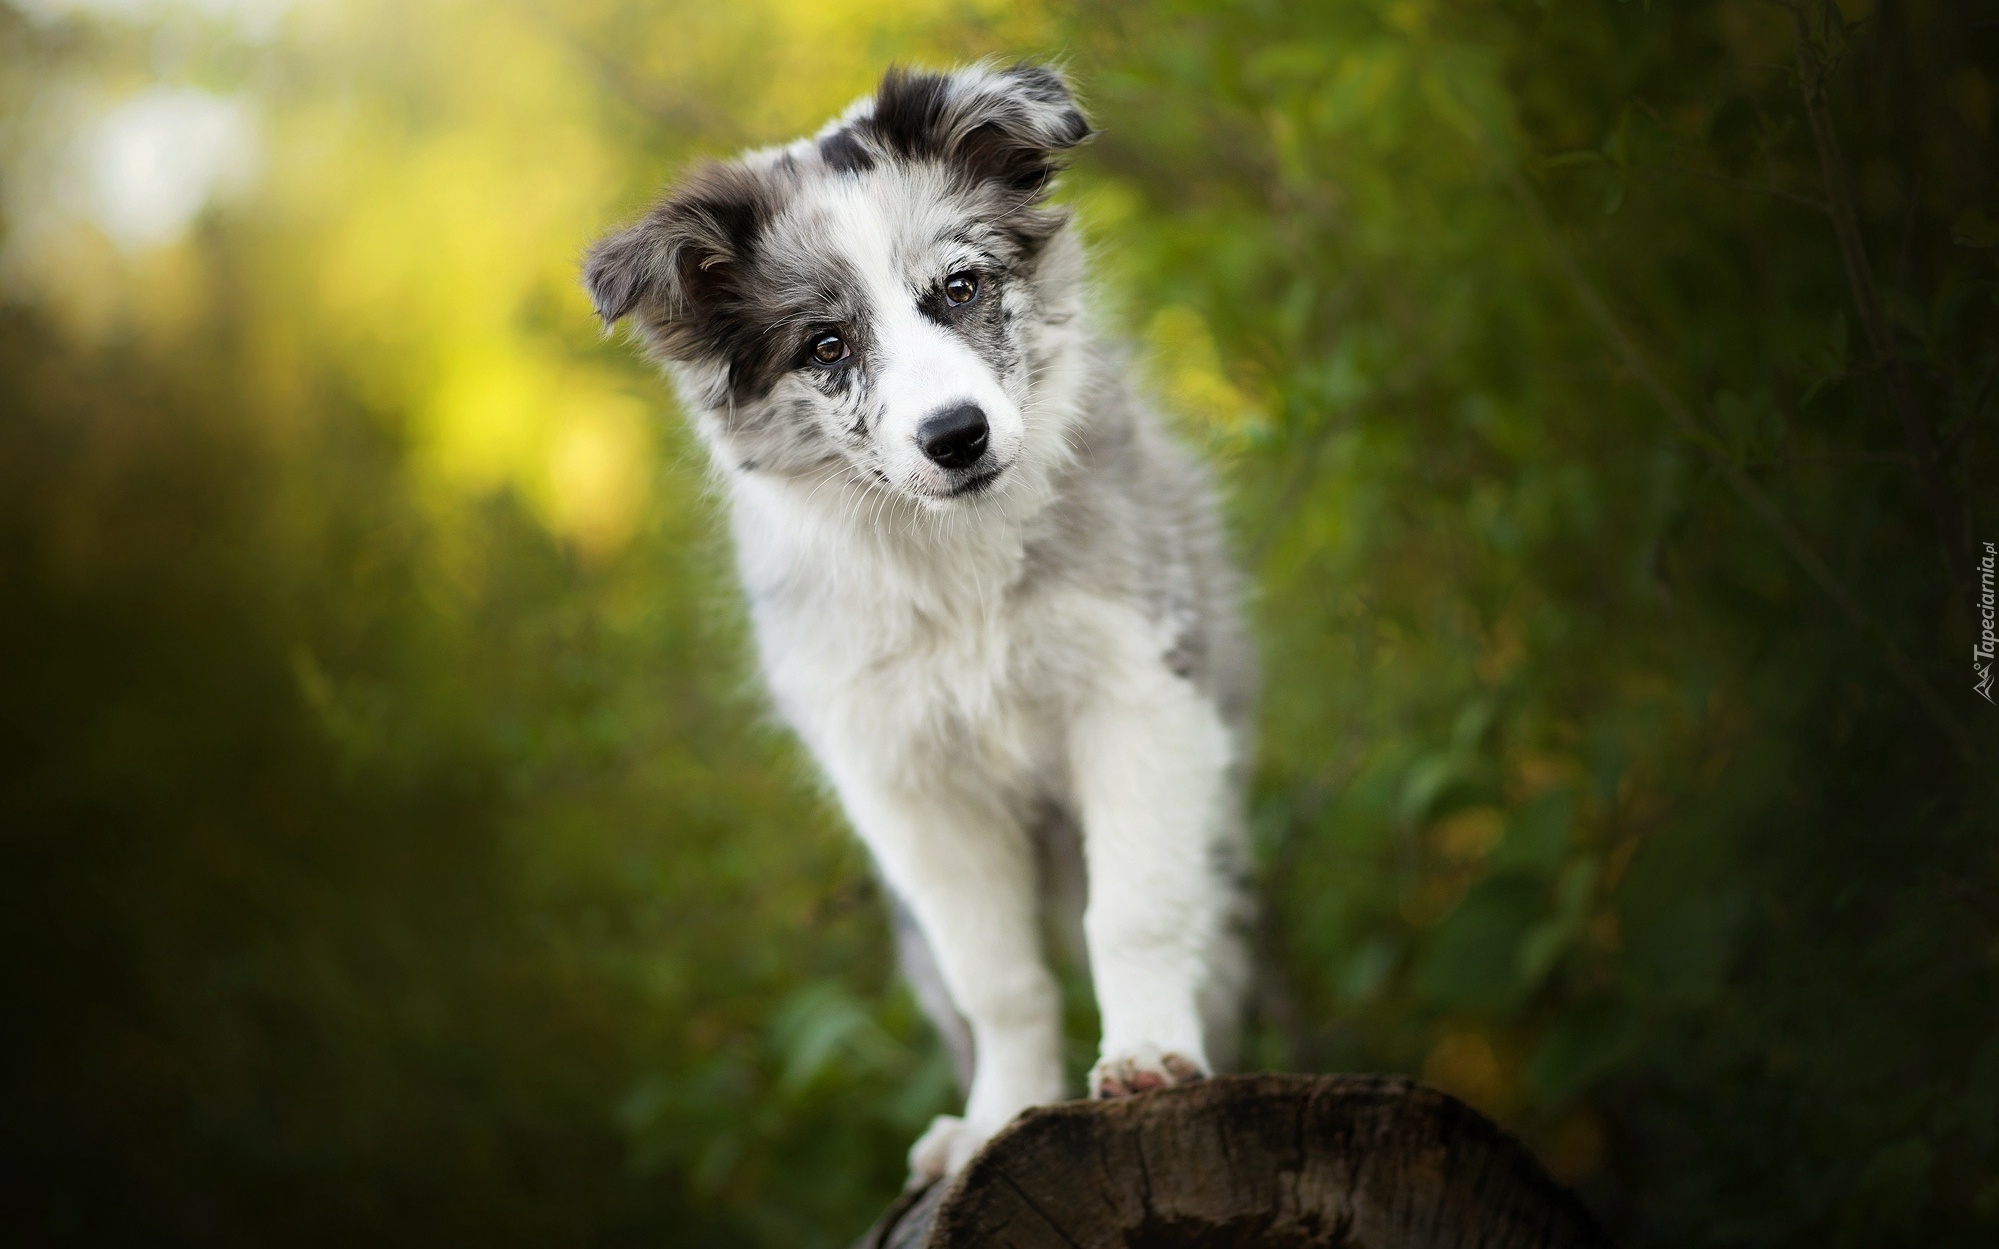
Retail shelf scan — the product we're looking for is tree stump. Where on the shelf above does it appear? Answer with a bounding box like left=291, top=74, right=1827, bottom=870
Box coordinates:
left=852, top=1073, right=1612, bottom=1249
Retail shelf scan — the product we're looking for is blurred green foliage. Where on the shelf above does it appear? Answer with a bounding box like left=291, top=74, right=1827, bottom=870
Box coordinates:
left=2, top=1, right=1995, bottom=1246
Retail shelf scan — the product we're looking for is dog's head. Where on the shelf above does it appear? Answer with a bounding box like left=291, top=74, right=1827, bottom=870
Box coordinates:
left=585, top=62, right=1092, bottom=509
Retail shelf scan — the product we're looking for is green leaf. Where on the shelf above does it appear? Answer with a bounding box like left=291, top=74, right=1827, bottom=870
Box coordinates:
left=1495, top=788, right=1575, bottom=873
left=1516, top=914, right=1578, bottom=989
left=1602, top=105, right=1631, bottom=170
left=1952, top=209, right=1999, bottom=249
left=1617, top=823, right=1747, bottom=1008
left=1801, top=310, right=1847, bottom=406
left=1415, top=873, right=1544, bottom=1014
left=1336, top=936, right=1400, bottom=1005
left=1528, top=1001, right=1636, bottom=1107
left=1399, top=749, right=1473, bottom=824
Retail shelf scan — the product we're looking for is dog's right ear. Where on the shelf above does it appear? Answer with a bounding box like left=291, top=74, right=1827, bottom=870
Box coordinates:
left=581, top=220, right=664, bottom=329
left=581, top=163, right=768, bottom=353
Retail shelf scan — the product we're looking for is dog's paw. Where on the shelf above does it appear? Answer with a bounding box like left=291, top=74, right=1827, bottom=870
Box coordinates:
left=1089, top=1044, right=1209, bottom=1099
left=906, top=1114, right=992, bottom=1186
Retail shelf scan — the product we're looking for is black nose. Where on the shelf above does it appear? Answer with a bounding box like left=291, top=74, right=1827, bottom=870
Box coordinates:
left=917, top=403, right=989, bottom=469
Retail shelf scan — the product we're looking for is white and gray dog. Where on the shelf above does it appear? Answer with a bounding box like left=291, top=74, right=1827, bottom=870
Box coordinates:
left=584, top=61, right=1253, bottom=1180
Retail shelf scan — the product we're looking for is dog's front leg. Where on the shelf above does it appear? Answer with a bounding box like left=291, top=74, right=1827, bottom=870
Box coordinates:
left=1070, top=637, right=1234, bottom=1099
left=824, top=759, right=1064, bottom=1180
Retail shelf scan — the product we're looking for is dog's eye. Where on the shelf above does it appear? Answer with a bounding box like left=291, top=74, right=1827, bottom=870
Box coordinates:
left=943, top=273, right=979, bottom=306
left=809, top=332, right=848, bottom=365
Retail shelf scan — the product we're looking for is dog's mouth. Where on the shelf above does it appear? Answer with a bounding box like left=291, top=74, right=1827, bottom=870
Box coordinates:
left=899, top=463, right=1005, bottom=501
left=947, top=466, right=1002, bottom=497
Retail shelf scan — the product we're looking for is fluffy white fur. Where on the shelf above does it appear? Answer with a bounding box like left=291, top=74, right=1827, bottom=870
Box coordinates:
left=585, top=62, right=1253, bottom=1181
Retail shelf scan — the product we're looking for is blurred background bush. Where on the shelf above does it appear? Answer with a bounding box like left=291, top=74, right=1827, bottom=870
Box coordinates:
left=1, top=1, right=1993, bottom=1245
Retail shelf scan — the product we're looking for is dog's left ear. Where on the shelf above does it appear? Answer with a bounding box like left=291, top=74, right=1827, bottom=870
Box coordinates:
left=868, top=61, right=1093, bottom=200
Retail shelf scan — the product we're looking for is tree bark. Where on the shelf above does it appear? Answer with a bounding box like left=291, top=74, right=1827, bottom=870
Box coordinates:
left=853, top=1073, right=1613, bottom=1249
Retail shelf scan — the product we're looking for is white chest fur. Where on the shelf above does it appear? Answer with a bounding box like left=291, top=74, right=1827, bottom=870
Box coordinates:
left=726, top=473, right=1076, bottom=794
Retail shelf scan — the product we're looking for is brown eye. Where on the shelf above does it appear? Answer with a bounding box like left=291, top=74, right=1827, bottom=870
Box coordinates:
left=944, top=273, right=979, bottom=306
left=810, top=332, right=847, bottom=365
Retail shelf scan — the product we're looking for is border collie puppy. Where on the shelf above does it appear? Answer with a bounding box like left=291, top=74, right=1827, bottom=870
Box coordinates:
left=584, top=61, right=1253, bottom=1181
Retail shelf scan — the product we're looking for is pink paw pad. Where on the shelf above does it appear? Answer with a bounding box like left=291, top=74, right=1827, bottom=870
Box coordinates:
left=1090, top=1050, right=1207, bottom=1099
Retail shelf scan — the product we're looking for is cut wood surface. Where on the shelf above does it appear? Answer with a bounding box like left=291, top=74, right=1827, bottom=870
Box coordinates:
left=853, top=1073, right=1613, bottom=1249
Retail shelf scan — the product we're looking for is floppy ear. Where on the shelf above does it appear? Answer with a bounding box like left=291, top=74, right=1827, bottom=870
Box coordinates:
left=868, top=61, right=1093, bottom=199
left=581, top=221, right=663, bottom=328
left=580, top=163, right=768, bottom=357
